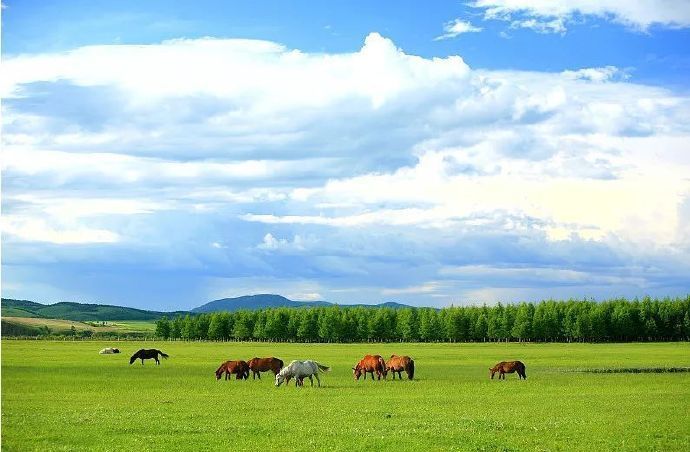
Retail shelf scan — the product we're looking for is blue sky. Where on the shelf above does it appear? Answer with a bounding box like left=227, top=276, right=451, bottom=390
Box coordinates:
left=2, top=1, right=690, bottom=310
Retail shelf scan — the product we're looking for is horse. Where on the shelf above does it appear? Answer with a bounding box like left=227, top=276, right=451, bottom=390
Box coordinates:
left=129, top=349, right=168, bottom=365
left=247, top=357, right=283, bottom=379
left=490, top=361, right=527, bottom=380
left=353, top=354, right=387, bottom=381
left=385, top=354, right=415, bottom=380
left=215, top=360, right=250, bottom=380
left=99, top=347, right=120, bottom=354
left=275, top=360, right=330, bottom=387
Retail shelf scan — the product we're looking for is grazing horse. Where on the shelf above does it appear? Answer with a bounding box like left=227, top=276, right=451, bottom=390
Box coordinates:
left=247, top=357, right=284, bottom=379
left=275, top=360, right=330, bottom=387
left=353, top=355, right=387, bottom=381
left=215, top=360, right=250, bottom=380
left=129, top=349, right=169, bottom=365
left=490, top=361, right=527, bottom=380
left=385, top=354, right=415, bottom=380
left=99, top=347, right=120, bottom=354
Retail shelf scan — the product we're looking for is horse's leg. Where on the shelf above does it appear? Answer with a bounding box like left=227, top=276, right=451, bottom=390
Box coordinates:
left=141, top=358, right=144, bottom=365
left=257, top=372, right=261, bottom=380
left=309, top=375, right=314, bottom=387
left=315, top=373, right=321, bottom=387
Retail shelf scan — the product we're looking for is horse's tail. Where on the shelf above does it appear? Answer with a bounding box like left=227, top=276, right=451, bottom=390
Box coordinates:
left=408, top=359, right=415, bottom=380
left=316, top=362, right=331, bottom=372
left=158, top=350, right=169, bottom=359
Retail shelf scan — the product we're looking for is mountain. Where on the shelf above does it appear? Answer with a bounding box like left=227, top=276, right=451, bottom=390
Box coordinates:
left=1, top=298, right=188, bottom=321
left=192, top=294, right=416, bottom=313
left=1, top=295, right=419, bottom=320
left=192, top=294, right=331, bottom=312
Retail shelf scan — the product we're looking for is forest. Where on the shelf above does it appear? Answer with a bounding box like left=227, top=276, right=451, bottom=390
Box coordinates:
left=155, top=296, right=690, bottom=342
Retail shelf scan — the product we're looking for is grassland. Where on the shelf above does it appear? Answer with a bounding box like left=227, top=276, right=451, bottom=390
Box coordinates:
left=2, top=341, right=690, bottom=451
left=1, top=317, right=157, bottom=335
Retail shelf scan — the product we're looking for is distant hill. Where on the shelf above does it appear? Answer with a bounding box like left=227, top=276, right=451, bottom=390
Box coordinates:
left=192, top=294, right=415, bottom=313
left=192, top=294, right=330, bottom=312
left=1, top=295, right=418, bottom=321
left=0, top=298, right=188, bottom=321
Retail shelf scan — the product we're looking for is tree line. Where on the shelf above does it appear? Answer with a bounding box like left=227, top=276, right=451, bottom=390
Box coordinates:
left=155, top=296, right=690, bottom=343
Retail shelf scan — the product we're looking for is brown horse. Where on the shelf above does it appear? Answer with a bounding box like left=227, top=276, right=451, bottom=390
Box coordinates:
left=489, top=361, right=527, bottom=380
left=247, top=357, right=284, bottom=379
left=353, top=354, right=387, bottom=380
left=385, top=354, right=415, bottom=380
left=215, top=360, right=250, bottom=380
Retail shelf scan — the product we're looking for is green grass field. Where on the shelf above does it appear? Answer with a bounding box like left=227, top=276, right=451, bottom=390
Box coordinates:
left=1, top=317, right=157, bottom=335
left=2, top=341, right=689, bottom=451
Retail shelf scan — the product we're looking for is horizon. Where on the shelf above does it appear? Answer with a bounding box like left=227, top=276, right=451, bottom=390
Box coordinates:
left=5, top=292, right=689, bottom=314
left=2, top=1, right=690, bottom=311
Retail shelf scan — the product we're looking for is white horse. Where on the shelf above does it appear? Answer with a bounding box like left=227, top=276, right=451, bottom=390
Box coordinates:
left=275, top=360, right=330, bottom=387
left=99, top=347, right=120, bottom=354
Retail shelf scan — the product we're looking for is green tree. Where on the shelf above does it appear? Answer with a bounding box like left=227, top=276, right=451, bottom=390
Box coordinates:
left=396, top=308, right=418, bottom=341
left=511, top=303, right=533, bottom=341
left=296, top=310, right=319, bottom=342
left=473, top=313, right=488, bottom=341
left=418, top=309, right=441, bottom=342
left=207, top=314, right=228, bottom=340
left=232, top=312, right=252, bottom=340
left=155, top=316, right=171, bottom=339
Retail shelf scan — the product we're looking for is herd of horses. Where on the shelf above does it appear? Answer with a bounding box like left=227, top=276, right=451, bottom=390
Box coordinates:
left=121, top=348, right=527, bottom=385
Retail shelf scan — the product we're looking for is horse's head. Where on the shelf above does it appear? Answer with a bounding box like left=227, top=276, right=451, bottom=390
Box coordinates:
left=352, top=365, right=362, bottom=380
left=129, top=355, right=137, bottom=365
left=489, top=367, right=496, bottom=379
left=275, top=372, right=286, bottom=387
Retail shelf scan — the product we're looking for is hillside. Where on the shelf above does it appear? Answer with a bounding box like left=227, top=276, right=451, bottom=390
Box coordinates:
left=192, top=294, right=330, bottom=312
left=1, top=298, right=187, bottom=321
left=1, top=316, right=156, bottom=336
left=192, top=294, right=414, bottom=313
left=1, top=295, right=417, bottom=321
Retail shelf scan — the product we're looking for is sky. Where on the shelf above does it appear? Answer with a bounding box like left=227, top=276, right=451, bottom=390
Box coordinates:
left=1, top=1, right=689, bottom=310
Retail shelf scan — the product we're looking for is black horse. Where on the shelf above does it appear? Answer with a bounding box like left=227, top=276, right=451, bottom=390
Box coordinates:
left=129, top=349, right=169, bottom=365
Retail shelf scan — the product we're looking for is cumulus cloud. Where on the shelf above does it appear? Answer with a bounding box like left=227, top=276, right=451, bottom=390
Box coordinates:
left=472, top=0, right=690, bottom=33
left=435, top=19, right=483, bottom=40
left=2, top=33, right=690, bottom=307
left=257, top=233, right=309, bottom=251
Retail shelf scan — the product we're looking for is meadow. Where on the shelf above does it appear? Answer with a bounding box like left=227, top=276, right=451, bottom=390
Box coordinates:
left=2, top=341, right=690, bottom=451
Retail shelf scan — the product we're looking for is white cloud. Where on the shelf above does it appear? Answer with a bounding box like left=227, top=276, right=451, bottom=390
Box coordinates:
left=562, top=66, right=628, bottom=82
left=473, top=0, right=690, bottom=32
left=510, top=17, right=567, bottom=34
left=2, top=216, right=119, bottom=244
left=3, top=33, right=690, bottom=305
left=382, top=281, right=445, bottom=295
left=435, top=19, right=483, bottom=40
left=257, top=233, right=308, bottom=251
